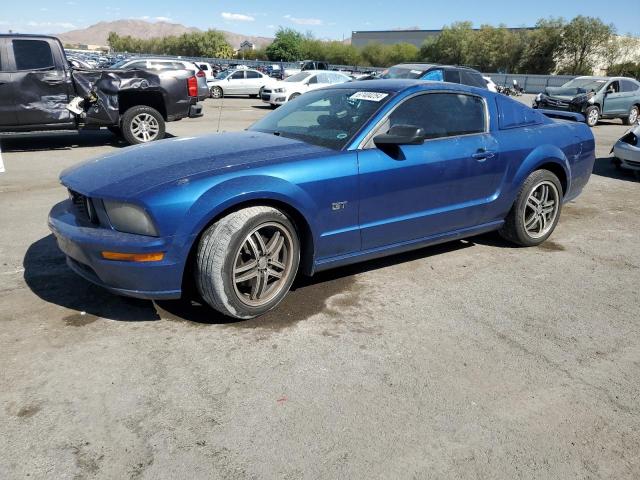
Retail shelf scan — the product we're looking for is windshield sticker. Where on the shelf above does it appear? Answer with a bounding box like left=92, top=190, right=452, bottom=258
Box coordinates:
left=349, top=91, right=389, bottom=102
left=336, top=133, right=348, bottom=139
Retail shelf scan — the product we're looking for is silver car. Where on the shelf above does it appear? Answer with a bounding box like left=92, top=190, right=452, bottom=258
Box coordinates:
left=612, top=124, right=640, bottom=177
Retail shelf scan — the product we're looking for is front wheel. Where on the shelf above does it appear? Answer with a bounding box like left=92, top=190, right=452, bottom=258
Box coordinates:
left=623, top=105, right=639, bottom=125
left=196, top=206, right=300, bottom=319
left=585, top=105, right=600, bottom=127
left=499, top=170, right=562, bottom=247
left=121, top=106, right=165, bottom=145
left=210, top=86, right=223, bottom=99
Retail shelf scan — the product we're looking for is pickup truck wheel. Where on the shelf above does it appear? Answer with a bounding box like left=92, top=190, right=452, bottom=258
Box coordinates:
left=196, top=206, right=300, bottom=319
left=585, top=106, right=599, bottom=127
left=499, top=169, right=562, bottom=247
left=121, top=106, right=165, bottom=145
left=211, top=86, right=223, bottom=99
left=623, top=105, right=639, bottom=125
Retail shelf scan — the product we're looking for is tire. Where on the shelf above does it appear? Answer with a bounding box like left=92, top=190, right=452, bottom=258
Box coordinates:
left=288, top=92, right=301, bottom=102
left=499, top=169, right=563, bottom=247
left=585, top=105, right=599, bottom=127
left=623, top=105, right=639, bottom=125
left=121, top=106, right=165, bottom=145
left=210, top=86, right=223, bottom=99
left=196, top=206, right=300, bottom=319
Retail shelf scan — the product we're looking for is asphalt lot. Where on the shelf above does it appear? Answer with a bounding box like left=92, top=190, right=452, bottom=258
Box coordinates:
left=1, top=94, right=639, bottom=479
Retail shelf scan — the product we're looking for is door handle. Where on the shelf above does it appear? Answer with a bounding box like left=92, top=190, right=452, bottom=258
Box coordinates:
left=472, top=149, right=496, bottom=161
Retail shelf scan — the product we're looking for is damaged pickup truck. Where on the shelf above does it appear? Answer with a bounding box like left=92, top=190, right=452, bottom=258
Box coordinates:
left=533, top=76, right=640, bottom=128
left=0, top=34, right=203, bottom=144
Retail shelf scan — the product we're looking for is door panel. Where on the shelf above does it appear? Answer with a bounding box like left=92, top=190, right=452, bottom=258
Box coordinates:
left=357, top=91, right=507, bottom=250
left=10, top=38, right=72, bottom=125
left=602, top=81, right=626, bottom=115
left=0, top=39, right=18, bottom=126
left=358, top=134, right=504, bottom=250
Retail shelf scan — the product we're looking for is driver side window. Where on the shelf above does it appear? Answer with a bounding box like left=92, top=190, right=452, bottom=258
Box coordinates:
left=607, top=81, right=620, bottom=93
left=231, top=71, right=245, bottom=80
left=384, top=93, right=486, bottom=140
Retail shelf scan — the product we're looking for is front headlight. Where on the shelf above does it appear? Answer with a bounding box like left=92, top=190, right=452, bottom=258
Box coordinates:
left=103, top=200, right=158, bottom=236
left=536, top=93, right=543, bottom=102
left=273, top=87, right=285, bottom=93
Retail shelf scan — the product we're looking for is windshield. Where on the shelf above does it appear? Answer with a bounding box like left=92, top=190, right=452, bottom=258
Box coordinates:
left=248, top=88, right=392, bottom=150
left=215, top=70, right=231, bottom=79
left=380, top=66, right=426, bottom=79
left=285, top=72, right=311, bottom=83
left=561, top=78, right=607, bottom=92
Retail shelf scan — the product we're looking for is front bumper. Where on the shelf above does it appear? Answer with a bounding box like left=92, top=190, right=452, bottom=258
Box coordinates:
left=533, top=98, right=584, bottom=113
left=261, top=90, right=287, bottom=105
left=48, top=200, right=186, bottom=300
left=613, top=141, right=640, bottom=171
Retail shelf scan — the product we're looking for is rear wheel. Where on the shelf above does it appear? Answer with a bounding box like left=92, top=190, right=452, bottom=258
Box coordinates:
left=499, top=169, right=562, bottom=247
left=623, top=105, right=639, bottom=125
left=121, top=106, right=165, bottom=145
left=196, top=206, right=300, bottom=319
left=585, top=105, right=599, bottom=127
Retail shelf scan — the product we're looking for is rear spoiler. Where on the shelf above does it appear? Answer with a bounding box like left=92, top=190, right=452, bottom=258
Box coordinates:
left=538, top=109, right=585, bottom=123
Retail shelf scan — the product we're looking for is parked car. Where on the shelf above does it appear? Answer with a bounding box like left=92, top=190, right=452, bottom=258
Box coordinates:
left=207, top=68, right=278, bottom=99
left=110, top=57, right=209, bottom=101
left=483, top=76, right=498, bottom=92
left=300, top=60, right=329, bottom=71
left=0, top=34, right=203, bottom=145
left=612, top=124, right=640, bottom=177
left=196, top=62, right=217, bottom=82
left=261, top=70, right=351, bottom=106
left=49, top=79, right=595, bottom=319
left=533, top=76, right=640, bottom=127
left=379, top=63, right=487, bottom=89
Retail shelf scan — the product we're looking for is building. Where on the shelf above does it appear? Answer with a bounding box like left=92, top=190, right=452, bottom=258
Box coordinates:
left=351, top=28, right=534, bottom=48
left=239, top=41, right=256, bottom=52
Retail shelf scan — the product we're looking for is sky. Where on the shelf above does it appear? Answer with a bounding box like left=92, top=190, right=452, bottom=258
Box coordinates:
left=1, top=0, right=639, bottom=39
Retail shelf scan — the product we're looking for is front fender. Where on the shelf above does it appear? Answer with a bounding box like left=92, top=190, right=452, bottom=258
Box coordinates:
left=176, top=173, right=320, bottom=247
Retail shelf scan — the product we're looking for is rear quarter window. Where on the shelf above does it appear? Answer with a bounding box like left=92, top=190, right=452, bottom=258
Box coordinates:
left=496, top=95, right=545, bottom=129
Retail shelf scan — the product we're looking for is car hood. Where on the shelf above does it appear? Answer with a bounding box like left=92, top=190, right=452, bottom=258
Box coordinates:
left=543, top=86, right=594, bottom=100
left=61, top=131, right=331, bottom=198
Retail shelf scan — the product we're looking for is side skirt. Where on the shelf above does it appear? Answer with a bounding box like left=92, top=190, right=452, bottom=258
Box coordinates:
left=313, top=220, right=504, bottom=273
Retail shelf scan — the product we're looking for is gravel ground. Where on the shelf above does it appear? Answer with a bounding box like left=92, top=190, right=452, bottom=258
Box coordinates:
left=0, top=94, right=639, bottom=479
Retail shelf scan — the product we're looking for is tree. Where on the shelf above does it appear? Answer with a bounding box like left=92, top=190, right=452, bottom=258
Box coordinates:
left=471, top=25, right=525, bottom=72
left=558, top=16, right=614, bottom=75
left=420, top=21, right=474, bottom=65
left=518, top=18, right=564, bottom=74
left=266, top=28, right=304, bottom=62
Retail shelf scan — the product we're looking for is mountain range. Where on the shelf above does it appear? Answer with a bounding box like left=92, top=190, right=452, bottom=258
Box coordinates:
left=55, top=19, right=274, bottom=50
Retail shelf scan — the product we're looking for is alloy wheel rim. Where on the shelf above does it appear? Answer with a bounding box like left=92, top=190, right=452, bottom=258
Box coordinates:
left=131, top=113, right=159, bottom=142
left=588, top=109, right=598, bottom=125
left=630, top=107, right=638, bottom=124
left=212, top=87, right=222, bottom=98
left=523, top=181, right=560, bottom=239
left=232, top=222, right=294, bottom=307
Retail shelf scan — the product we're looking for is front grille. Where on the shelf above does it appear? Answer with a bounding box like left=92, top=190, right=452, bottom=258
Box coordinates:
left=69, top=189, right=99, bottom=224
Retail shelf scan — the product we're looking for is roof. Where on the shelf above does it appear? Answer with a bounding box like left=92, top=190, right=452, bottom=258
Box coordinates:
left=392, top=63, right=481, bottom=73
left=0, top=33, right=61, bottom=40
left=329, top=79, right=488, bottom=95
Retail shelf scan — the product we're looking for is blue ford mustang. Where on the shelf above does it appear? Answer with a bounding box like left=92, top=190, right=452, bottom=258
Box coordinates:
left=49, top=80, right=595, bottom=319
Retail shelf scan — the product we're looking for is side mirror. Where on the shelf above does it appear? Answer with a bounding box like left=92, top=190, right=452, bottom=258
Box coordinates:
left=374, top=125, right=425, bottom=147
